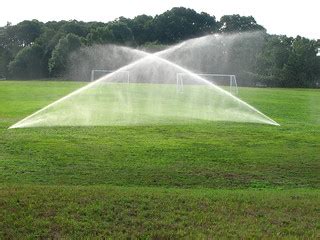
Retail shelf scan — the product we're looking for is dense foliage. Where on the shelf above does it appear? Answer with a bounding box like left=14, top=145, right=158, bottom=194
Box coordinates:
left=0, top=7, right=319, bottom=87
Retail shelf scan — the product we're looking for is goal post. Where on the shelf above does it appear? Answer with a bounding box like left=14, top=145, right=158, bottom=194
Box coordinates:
left=176, top=73, right=184, bottom=93
left=90, top=69, right=130, bottom=83
left=176, top=73, right=238, bottom=95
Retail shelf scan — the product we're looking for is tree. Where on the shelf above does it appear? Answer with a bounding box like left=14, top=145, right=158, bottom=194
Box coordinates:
left=219, top=15, right=265, bottom=33
left=125, top=15, right=154, bottom=45
left=256, top=35, right=320, bottom=87
left=0, top=47, right=10, bottom=78
left=153, top=7, right=218, bottom=44
left=14, top=20, right=43, bottom=46
left=0, top=26, right=13, bottom=77
left=87, top=22, right=134, bottom=45
left=255, top=35, right=293, bottom=86
left=0, top=8, right=318, bottom=86
left=0, top=24, right=23, bottom=56
left=48, top=34, right=82, bottom=76
left=87, top=26, right=115, bottom=44
left=282, top=36, right=320, bottom=87
left=226, top=32, right=267, bottom=86
left=60, top=20, right=89, bottom=37
left=34, top=27, right=66, bottom=75
left=107, top=22, right=135, bottom=45
left=8, top=44, right=46, bottom=79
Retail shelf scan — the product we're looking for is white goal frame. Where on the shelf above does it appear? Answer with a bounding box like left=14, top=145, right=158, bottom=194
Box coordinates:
left=176, top=73, right=238, bottom=95
left=90, top=69, right=130, bottom=83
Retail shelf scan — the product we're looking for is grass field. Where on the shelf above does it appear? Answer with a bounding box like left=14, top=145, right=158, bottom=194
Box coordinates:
left=0, top=81, right=319, bottom=238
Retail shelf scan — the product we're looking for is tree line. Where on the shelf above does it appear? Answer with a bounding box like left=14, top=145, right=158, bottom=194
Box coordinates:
left=0, top=7, right=319, bottom=87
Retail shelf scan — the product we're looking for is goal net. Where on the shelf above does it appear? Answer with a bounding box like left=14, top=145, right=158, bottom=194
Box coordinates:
left=90, top=69, right=130, bottom=82
left=176, top=73, right=238, bottom=95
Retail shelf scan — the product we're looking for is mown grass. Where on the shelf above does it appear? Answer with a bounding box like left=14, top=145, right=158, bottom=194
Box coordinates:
left=1, top=186, right=319, bottom=239
left=0, top=81, right=319, bottom=238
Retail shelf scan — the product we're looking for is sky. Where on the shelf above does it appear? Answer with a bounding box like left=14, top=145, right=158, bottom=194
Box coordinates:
left=1, top=0, right=319, bottom=39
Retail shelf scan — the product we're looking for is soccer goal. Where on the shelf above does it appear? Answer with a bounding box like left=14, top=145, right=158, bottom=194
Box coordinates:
left=90, top=69, right=130, bottom=83
left=176, top=73, right=238, bottom=95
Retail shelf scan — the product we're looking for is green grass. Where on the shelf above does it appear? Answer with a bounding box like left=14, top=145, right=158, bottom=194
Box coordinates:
left=0, top=81, right=319, bottom=238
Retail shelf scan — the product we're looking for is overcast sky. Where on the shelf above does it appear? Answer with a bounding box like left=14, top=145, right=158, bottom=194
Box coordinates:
left=1, top=0, right=319, bottom=39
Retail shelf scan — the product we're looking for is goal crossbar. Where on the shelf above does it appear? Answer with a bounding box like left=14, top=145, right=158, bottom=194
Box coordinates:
left=176, top=73, right=238, bottom=94
left=90, top=69, right=130, bottom=82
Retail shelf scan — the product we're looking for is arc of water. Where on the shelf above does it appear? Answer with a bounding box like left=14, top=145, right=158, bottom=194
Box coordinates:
left=8, top=43, right=186, bottom=129
left=151, top=56, right=279, bottom=126
left=9, top=37, right=279, bottom=128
